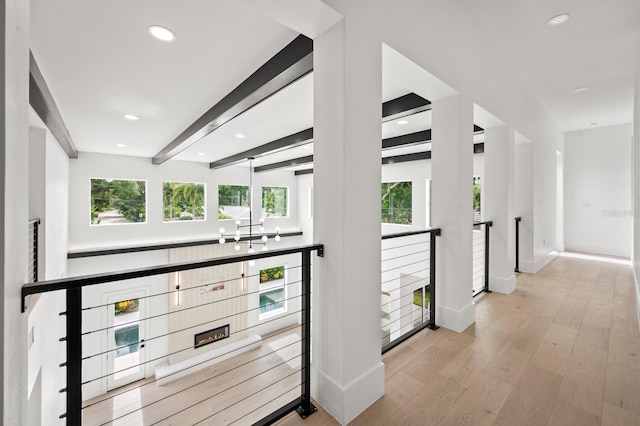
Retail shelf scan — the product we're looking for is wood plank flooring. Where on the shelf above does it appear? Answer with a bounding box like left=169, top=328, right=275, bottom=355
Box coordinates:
left=276, top=254, right=640, bottom=425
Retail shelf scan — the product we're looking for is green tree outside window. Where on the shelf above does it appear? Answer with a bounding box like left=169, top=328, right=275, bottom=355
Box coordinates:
left=91, top=179, right=146, bottom=225
left=163, top=182, right=205, bottom=221
left=381, top=181, right=412, bottom=225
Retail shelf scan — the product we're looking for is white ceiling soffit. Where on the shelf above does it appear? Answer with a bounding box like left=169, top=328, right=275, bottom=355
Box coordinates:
left=382, top=109, right=432, bottom=139
left=382, top=43, right=458, bottom=103
left=241, top=0, right=343, bottom=38
left=29, top=0, right=299, bottom=158
left=473, top=103, right=506, bottom=130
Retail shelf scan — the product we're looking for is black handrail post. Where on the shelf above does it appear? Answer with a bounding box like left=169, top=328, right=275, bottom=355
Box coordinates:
left=296, top=248, right=316, bottom=419
left=65, top=287, right=82, bottom=424
left=427, top=229, right=440, bottom=330
left=514, top=217, right=521, bottom=273
left=33, top=220, right=40, bottom=282
left=484, top=222, right=492, bottom=293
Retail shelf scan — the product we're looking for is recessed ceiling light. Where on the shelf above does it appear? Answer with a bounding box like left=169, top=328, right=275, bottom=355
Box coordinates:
left=197, top=152, right=205, bottom=157
left=572, top=87, right=588, bottom=93
left=235, top=133, right=245, bottom=139
left=124, top=114, right=139, bottom=120
left=116, top=143, right=126, bottom=148
left=148, top=25, right=176, bottom=42
left=546, top=13, right=570, bottom=26
left=302, top=145, right=311, bottom=150
left=397, top=120, right=409, bottom=125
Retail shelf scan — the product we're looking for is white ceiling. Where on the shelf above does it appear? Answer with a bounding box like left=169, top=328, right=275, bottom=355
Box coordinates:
left=29, top=0, right=640, bottom=167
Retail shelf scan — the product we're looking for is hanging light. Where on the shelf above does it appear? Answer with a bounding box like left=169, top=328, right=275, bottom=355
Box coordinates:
left=218, top=157, right=281, bottom=260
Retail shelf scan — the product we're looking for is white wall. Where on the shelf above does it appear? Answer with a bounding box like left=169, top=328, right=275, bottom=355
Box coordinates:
left=27, top=123, right=70, bottom=425
left=296, top=174, right=314, bottom=245
left=514, top=139, right=534, bottom=271
left=565, top=124, right=633, bottom=258
left=68, top=153, right=301, bottom=251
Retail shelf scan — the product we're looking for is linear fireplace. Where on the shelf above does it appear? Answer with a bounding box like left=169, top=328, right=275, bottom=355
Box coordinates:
left=194, top=325, right=230, bottom=349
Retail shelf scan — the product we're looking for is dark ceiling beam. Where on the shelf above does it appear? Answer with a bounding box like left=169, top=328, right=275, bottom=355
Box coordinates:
left=152, top=35, right=314, bottom=165
left=381, top=93, right=431, bottom=123
left=294, top=168, right=313, bottom=176
left=474, top=124, right=484, bottom=133
left=382, top=151, right=431, bottom=164
left=382, top=130, right=431, bottom=150
left=209, top=127, right=313, bottom=169
left=253, top=155, right=314, bottom=173
left=29, top=51, right=78, bottom=158
left=209, top=93, right=431, bottom=169
left=293, top=142, right=485, bottom=174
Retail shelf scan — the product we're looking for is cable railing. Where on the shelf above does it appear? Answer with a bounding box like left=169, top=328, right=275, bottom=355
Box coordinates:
left=21, top=244, right=323, bottom=425
left=472, top=221, right=492, bottom=296
left=28, top=218, right=40, bottom=282
left=380, top=229, right=441, bottom=354
left=514, top=217, right=521, bottom=273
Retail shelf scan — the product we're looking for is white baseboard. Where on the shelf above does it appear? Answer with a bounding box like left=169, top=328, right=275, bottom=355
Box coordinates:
left=520, top=251, right=557, bottom=274
left=154, top=332, right=261, bottom=385
left=437, top=302, right=475, bottom=333
left=489, top=274, right=516, bottom=294
left=314, top=362, right=385, bottom=425
left=634, top=267, right=640, bottom=334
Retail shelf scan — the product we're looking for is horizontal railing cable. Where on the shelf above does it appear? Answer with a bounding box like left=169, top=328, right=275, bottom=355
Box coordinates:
left=83, top=327, right=303, bottom=409
left=381, top=240, right=430, bottom=252
left=380, top=274, right=430, bottom=309
left=381, top=309, right=426, bottom=341
left=229, top=385, right=300, bottom=425
left=154, top=366, right=302, bottom=425
left=81, top=288, right=303, bottom=360
left=381, top=248, right=430, bottom=264
left=101, top=348, right=302, bottom=425
left=381, top=266, right=429, bottom=286
left=80, top=264, right=303, bottom=311
left=81, top=304, right=305, bottom=384
left=81, top=276, right=303, bottom=336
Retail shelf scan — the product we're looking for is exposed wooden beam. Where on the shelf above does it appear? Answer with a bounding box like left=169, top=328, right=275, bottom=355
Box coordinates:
left=152, top=35, right=313, bottom=165
left=293, top=142, right=485, bottom=173
left=382, top=130, right=431, bottom=150
left=29, top=51, right=78, bottom=158
left=381, top=93, right=431, bottom=122
left=254, top=155, right=314, bottom=173
left=294, top=168, right=313, bottom=176
left=382, top=151, right=431, bottom=164
left=210, top=128, right=313, bottom=169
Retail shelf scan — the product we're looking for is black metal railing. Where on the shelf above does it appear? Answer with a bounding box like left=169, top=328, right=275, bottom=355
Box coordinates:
left=472, top=221, right=492, bottom=296
left=514, top=217, right=521, bottom=273
left=380, top=229, right=441, bottom=354
left=28, top=219, right=40, bottom=282
left=22, top=244, right=323, bottom=425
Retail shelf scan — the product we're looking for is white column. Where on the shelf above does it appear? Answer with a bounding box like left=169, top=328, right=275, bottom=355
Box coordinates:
left=1, top=0, right=30, bottom=424
left=312, top=20, right=384, bottom=425
left=431, top=95, right=475, bottom=332
left=484, top=126, right=516, bottom=293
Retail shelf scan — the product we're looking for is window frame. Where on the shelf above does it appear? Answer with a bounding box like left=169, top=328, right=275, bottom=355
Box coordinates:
left=258, top=265, right=287, bottom=319
left=162, top=181, right=206, bottom=223
left=217, top=184, right=251, bottom=220
left=90, top=178, right=148, bottom=226
left=261, top=186, right=289, bottom=218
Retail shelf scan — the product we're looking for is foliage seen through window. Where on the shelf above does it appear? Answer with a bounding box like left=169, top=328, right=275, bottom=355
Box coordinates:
left=163, top=182, right=205, bottom=221
left=381, top=181, right=412, bottom=225
left=91, top=179, right=146, bottom=225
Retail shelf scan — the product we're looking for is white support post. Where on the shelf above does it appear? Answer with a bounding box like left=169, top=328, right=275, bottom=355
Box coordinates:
left=431, top=95, right=475, bottom=332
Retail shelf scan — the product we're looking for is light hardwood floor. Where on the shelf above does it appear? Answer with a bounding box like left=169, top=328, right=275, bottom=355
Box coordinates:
left=277, top=254, right=640, bottom=425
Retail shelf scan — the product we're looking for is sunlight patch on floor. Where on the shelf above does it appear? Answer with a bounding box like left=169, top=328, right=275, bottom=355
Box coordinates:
left=558, top=251, right=631, bottom=266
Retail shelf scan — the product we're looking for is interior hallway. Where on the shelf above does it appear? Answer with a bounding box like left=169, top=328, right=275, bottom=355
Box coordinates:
left=277, top=253, right=640, bottom=425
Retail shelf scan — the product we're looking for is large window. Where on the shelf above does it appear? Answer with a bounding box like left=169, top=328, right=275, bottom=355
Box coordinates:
left=473, top=176, right=481, bottom=223
left=218, top=185, right=250, bottom=219
left=381, top=181, right=412, bottom=225
left=163, top=182, right=205, bottom=222
left=259, top=266, right=286, bottom=317
left=91, top=179, right=146, bottom=225
left=262, top=186, right=288, bottom=218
